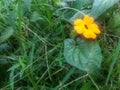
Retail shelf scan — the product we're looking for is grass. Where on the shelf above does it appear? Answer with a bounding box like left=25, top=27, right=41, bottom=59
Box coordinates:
left=0, top=0, right=120, bottom=90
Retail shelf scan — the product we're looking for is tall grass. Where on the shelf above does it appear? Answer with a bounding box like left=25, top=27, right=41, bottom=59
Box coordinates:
left=0, top=0, right=120, bottom=90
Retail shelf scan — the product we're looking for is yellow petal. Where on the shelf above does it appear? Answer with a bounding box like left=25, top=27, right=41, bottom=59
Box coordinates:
left=83, top=30, right=96, bottom=39
left=89, top=24, right=98, bottom=28
left=89, top=24, right=100, bottom=34
left=83, top=15, right=94, bottom=25
left=74, top=19, right=85, bottom=26
left=92, top=28, right=100, bottom=34
left=89, top=32, right=96, bottom=39
left=74, top=26, right=85, bottom=34
left=83, top=31, right=90, bottom=38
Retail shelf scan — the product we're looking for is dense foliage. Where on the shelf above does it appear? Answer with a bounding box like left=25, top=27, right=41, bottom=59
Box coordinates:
left=0, top=0, right=120, bottom=90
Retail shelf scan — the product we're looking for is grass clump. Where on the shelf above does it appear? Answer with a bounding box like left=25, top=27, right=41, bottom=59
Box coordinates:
left=0, top=0, right=120, bottom=90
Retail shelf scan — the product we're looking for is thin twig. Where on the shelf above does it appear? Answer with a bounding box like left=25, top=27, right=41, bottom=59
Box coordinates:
left=22, top=23, right=55, bottom=46
left=102, top=33, right=120, bottom=39
left=45, top=44, right=52, bottom=80
left=59, top=73, right=89, bottom=90
left=88, top=74, right=100, bottom=90
left=45, top=67, right=64, bottom=81
left=57, top=7, right=85, bottom=15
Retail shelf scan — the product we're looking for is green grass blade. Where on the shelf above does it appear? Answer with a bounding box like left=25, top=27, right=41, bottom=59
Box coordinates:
left=106, top=40, right=120, bottom=85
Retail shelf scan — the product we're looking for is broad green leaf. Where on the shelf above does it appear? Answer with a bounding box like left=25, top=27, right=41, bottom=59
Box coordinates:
left=0, top=27, right=14, bottom=44
left=70, top=10, right=89, bottom=23
left=70, top=0, right=94, bottom=22
left=90, top=0, right=119, bottom=18
left=64, top=38, right=102, bottom=73
left=108, top=13, right=120, bottom=36
left=73, top=0, right=94, bottom=9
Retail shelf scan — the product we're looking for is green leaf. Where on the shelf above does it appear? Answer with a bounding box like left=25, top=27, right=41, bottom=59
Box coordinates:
left=0, top=27, right=14, bottom=44
left=70, top=0, right=94, bottom=22
left=30, top=11, right=43, bottom=22
left=73, top=0, right=94, bottom=9
left=108, top=13, right=120, bottom=36
left=23, top=0, right=32, bottom=11
left=64, top=38, right=102, bottom=73
left=90, top=0, right=119, bottom=18
left=70, top=10, right=88, bottom=23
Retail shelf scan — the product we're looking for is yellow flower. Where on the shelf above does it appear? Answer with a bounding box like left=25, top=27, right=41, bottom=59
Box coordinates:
left=74, top=15, right=100, bottom=39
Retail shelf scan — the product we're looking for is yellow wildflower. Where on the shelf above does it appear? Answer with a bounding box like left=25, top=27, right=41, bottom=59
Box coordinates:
left=74, top=15, right=100, bottom=39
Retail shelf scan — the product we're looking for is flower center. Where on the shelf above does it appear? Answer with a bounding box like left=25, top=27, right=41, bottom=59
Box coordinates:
left=84, top=24, right=88, bottom=29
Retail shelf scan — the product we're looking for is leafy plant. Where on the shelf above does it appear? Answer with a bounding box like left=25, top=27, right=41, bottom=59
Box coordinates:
left=64, top=38, right=102, bottom=74
left=0, top=0, right=120, bottom=90
left=63, top=0, right=119, bottom=74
